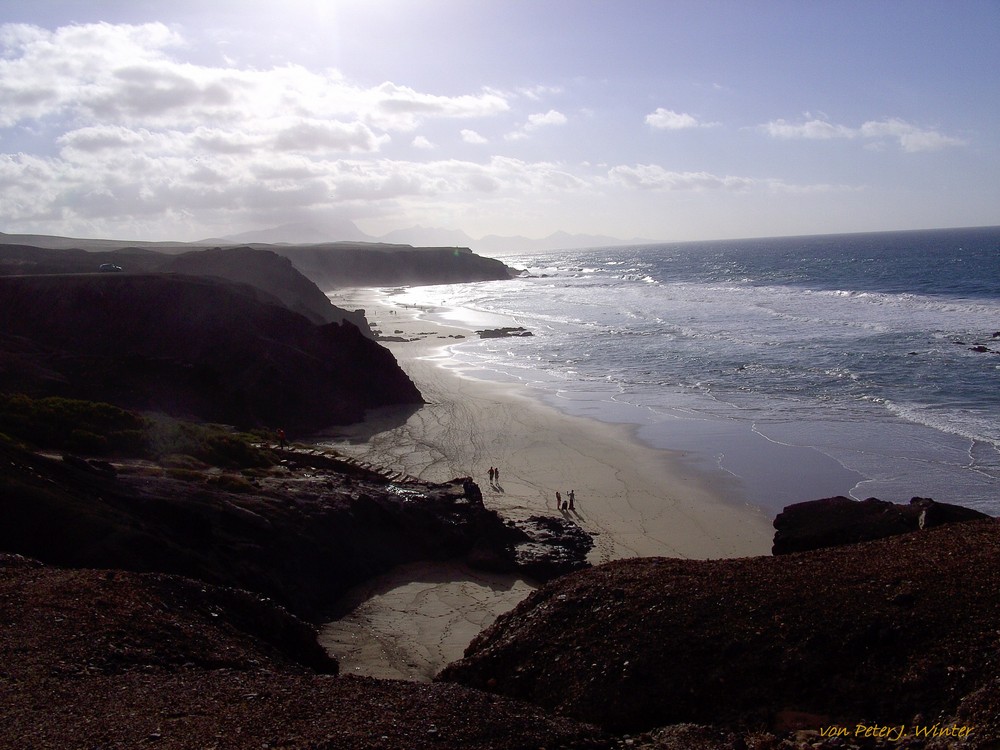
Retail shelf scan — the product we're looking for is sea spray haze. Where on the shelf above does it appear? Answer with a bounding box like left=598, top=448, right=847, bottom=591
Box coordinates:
left=395, top=227, right=1000, bottom=515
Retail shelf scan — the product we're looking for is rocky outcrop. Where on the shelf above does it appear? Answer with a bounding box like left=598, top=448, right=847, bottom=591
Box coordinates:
left=161, top=245, right=371, bottom=330
left=0, top=554, right=609, bottom=750
left=0, top=274, right=421, bottom=432
left=439, top=519, right=1000, bottom=742
left=270, top=243, right=513, bottom=288
left=771, top=495, right=991, bottom=555
left=0, top=441, right=588, bottom=620
left=476, top=327, right=533, bottom=338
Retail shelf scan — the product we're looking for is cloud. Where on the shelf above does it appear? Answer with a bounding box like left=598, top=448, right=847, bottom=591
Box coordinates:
left=526, top=110, right=568, bottom=130
left=761, top=116, right=965, bottom=152
left=761, top=118, right=855, bottom=140
left=645, top=107, right=717, bottom=130
left=0, top=22, right=512, bottom=133
left=858, top=118, right=967, bottom=152
left=608, top=164, right=756, bottom=191
left=0, top=21, right=529, bottom=236
left=506, top=109, right=567, bottom=141
left=272, top=120, right=390, bottom=153
left=461, top=129, right=488, bottom=144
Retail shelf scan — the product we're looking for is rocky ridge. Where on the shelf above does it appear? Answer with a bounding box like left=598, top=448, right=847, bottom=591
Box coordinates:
left=0, top=273, right=421, bottom=433
left=440, top=518, right=1000, bottom=747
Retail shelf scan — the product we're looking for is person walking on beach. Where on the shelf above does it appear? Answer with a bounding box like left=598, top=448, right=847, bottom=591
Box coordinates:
left=555, top=491, right=562, bottom=509
left=568, top=490, right=575, bottom=510
left=488, top=467, right=495, bottom=483
left=277, top=428, right=286, bottom=449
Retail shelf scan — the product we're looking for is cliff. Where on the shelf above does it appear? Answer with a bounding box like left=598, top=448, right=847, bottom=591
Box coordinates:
left=0, top=438, right=590, bottom=620
left=268, top=243, right=513, bottom=288
left=0, top=274, right=421, bottom=432
left=161, top=245, right=372, bottom=329
left=772, top=495, right=992, bottom=554
left=440, top=520, right=1000, bottom=745
left=0, top=554, right=607, bottom=750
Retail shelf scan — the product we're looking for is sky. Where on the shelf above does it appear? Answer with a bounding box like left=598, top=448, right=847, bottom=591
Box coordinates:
left=0, top=0, right=998, bottom=247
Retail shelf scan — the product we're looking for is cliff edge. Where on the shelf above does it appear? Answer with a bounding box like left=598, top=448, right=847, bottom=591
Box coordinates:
left=0, top=274, right=421, bottom=432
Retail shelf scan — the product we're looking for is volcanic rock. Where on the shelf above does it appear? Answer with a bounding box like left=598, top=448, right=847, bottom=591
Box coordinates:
left=0, top=273, right=421, bottom=432
left=439, top=519, right=1000, bottom=740
left=0, top=554, right=609, bottom=750
left=771, top=495, right=991, bottom=554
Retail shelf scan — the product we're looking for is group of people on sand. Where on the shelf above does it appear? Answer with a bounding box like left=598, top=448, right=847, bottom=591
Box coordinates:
left=555, top=489, right=576, bottom=511
left=485, top=467, right=576, bottom=512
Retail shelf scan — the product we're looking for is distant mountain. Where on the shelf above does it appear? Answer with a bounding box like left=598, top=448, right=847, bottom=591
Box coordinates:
left=363, top=226, right=656, bottom=254
left=475, top=230, right=657, bottom=254
left=211, top=221, right=376, bottom=245
left=377, top=225, right=477, bottom=248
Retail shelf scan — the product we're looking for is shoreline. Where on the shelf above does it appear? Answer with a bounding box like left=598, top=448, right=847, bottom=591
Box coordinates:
left=318, top=286, right=773, bottom=681
left=324, top=286, right=774, bottom=563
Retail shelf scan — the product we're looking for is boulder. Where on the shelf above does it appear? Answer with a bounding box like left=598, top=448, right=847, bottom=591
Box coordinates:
left=771, top=495, right=991, bottom=555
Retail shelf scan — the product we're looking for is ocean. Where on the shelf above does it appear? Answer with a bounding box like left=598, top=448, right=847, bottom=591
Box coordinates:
left=393, top=227, right=1000, bottom=516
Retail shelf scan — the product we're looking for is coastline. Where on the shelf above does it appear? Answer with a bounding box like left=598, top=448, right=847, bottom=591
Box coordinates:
left=323, top=286, right=774, bottom=562
left=318, top=286, right=773, bottom=680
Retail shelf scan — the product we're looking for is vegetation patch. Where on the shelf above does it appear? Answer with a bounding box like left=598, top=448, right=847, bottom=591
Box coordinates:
left=0, top=393, right=277, bottom=469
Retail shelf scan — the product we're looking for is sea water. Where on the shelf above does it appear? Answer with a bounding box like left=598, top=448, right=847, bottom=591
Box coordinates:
left=393, top=227, right=1000, bottom=516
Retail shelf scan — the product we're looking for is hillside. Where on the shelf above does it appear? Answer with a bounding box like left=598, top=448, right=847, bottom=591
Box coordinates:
left=0, top=554, right=606, bottom=750
left=440, top=519, right=1000, bottom=744
left=264, top=243, right=513, bottom=287
left=0, top=274, right=421, bottom=432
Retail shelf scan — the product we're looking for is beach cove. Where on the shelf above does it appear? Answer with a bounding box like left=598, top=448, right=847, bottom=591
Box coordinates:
left=318, top=287, right=773, bottom=680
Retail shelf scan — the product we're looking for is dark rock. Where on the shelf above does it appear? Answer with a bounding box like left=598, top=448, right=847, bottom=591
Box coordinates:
left=271, top=243, right=514, bottom=288
left=508, top=515, right=594, bottom=579
left=476, top=327, right=534, bottom=338
left=0, top=274, right=422, bottom=432
left=439, top=519, right=1000, bottom=736
left=161, top=245, right=371, bottom=331
left=969, top=344, right=991, bottom=353
left=0, top=554, right=608, bottom=750
left=771, top=495, right=991, bottom=555
left=0, top=442, right=549, bottom=620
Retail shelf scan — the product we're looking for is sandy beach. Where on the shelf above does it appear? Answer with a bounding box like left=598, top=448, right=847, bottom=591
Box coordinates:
left=318, top=287, right=774, bottom=680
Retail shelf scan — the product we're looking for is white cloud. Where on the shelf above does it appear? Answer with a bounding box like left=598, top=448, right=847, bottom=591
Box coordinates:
left=526, top=109, right=568, bottom=130
left=506, top=109, right=567, bottom=140
left=0, top=22, right=512, bottom=134
left=608, top=164, right=755, bottom=191
left=761, top=116, right=965, bottom=152
left=272, top=120, right=390, bottom=153
left=645, top=107, right=716, bottom=130
left=858, top=118, right=967, bottom=152
left=461, top=129, right=488, bottom=144
left=516, top=84, right=563, bottom=101
left=0, top=21, right=528, bottom=236
left=761, top=118, right=855, bottom=140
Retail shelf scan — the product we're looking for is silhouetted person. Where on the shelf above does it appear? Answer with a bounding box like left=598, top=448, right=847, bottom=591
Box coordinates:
left=568, top=490, right=575, bottom=510
left=277, top=428, right=286, bottom=449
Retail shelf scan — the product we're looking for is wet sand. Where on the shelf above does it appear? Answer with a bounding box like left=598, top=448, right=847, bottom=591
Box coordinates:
left=318, top=287, right=774, bottom=680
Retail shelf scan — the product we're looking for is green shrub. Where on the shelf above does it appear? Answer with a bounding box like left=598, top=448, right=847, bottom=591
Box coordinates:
left=0, top=393, right=275, bottom=470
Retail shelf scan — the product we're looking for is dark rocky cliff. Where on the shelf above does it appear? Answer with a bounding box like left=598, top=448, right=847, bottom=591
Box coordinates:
left=269, top=243, right=513, bottom=288
left=0, top=554, right=606, bottom=750
left=161, top=245, right=371, bottom=330
left=772, top=495, right=992, bottom=554
left=440, top=520, right=1000, bottom=743
left=0, top=274, right=421, bottom=432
